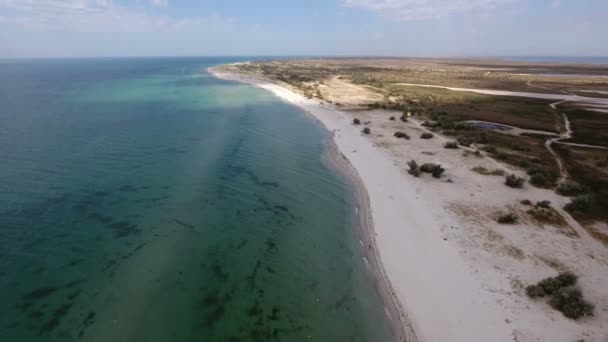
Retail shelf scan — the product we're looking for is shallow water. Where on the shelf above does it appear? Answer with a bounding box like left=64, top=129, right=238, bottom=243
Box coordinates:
left=0, top=58, right=394, bottom=341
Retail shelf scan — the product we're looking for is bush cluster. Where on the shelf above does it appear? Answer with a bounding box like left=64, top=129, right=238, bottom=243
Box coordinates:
left=525, top=272, right=594, bottom=320
left=420, top=132, right=434, bottom=139
left=407, top=161, right=444, bottom=178
left=505, top=174, right=525, bottom=188
left=353, top=118, right=361, bottom=125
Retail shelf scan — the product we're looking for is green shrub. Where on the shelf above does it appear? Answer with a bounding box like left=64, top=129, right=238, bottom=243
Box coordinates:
left=394, top=132, right=410, bottom=139
left=564, top=195, right=592, bottom=215
left=407, top=160, right=420, bottom=177
left=535, top=272, right=578, bottom=296
left=549, top=287, right=594, bottom=319
left=420, top=132, right=434, bottom=139
left=353, top=118, right=361, bottom=125
left=444, top=141, right=459, bottom=149
left=556, top=272, right=578, bottom=287
left=420, top=163, right=445, bottom=179
left=362, top=127, right=371, bottom=135
left=538, top=277, right=566, bottom=295
left=457, top=136, right=475, bottom=147
left=432, top=167, right=445, bottom=179
left=530, top=173, right=553, bottom=189
left=536, top=200, right=552, bottom=209
left=505, top=174, right=525, bottom=188
left=526, top=284, right=546, bottom=298
left=497, top=213, right=518, bottom=224
left=482, top=145, right=498, bottom=154
left=556, top=181, right=588, bottom=197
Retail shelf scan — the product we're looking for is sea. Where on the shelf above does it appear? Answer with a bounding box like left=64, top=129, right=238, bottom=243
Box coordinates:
left=0, top=57, right=394, bottom=341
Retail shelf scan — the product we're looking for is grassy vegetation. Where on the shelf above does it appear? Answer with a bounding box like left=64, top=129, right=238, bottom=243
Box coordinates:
left=553, top=144, right=608, bottom=223
left=560, top=105, right=608, bottom=147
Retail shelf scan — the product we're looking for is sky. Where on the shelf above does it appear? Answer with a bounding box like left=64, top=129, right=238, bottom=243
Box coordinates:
left=0, top=0, right=607, bottom=58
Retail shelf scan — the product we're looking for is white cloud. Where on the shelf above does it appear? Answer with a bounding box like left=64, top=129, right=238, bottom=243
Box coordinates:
left=0, top=0, right=113, bottom=12
left=150, top=0, right=167, bottom=8
left=341, top=0, right=522, bottom=20
left=0, top=0, right=214, bottom=33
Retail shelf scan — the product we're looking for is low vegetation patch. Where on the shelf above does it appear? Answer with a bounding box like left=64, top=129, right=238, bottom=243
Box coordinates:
left=353, top=118, right=361, bottom=125
left=526, top=272, right=594, bottom=320
left=389, top=116, right=396, bottom=121
left=420, top=132, right=434, bottom=139
left=505, top=174, right=525, bottom=188
left=472, top=166, right=505, bottom=176
left=497, top=213, right=518, bottom=224
left=362, top=127, right=371, bottom=135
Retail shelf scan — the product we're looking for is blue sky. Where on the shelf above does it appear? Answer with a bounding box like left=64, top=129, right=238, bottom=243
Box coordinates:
left=0, top=0, right=606, bottom=58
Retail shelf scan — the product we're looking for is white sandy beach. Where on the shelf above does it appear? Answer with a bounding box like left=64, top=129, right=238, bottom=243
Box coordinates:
left=210, top=66, right=608, bottom=342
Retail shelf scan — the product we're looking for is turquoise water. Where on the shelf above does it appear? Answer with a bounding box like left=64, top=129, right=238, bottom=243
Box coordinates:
left=0, top=58, right=394, bottom=341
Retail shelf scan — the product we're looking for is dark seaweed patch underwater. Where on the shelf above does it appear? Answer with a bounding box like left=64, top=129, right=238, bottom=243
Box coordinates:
left=0, top=57, right=394, bottom=341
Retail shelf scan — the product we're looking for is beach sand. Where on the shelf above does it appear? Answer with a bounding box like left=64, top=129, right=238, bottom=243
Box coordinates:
left=209, top=66, right=608, bottom=342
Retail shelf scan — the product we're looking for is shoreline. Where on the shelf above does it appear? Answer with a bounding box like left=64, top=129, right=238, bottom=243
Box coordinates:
left=322, top=131, right=415, bottom=342
left=208, top=65, right=608, bottom=342
left=209, top=66, right=415, bottom=341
